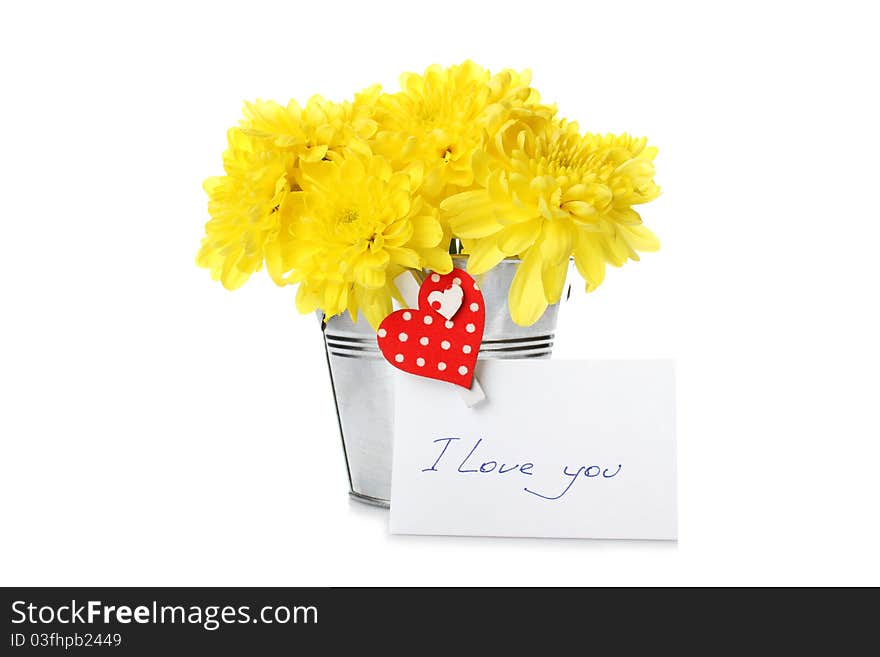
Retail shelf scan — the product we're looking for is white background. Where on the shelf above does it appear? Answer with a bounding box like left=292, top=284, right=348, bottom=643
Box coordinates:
left=1, top=1, right=878, bottom=586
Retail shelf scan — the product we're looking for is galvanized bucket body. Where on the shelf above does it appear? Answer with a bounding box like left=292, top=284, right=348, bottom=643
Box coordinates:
left=321, top=258, right=569, bottom=507
left=321, top=311, right=397, bottom=507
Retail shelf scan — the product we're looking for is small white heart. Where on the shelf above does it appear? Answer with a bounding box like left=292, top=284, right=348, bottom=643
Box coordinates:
left=427, top=284, right=464, bottom=320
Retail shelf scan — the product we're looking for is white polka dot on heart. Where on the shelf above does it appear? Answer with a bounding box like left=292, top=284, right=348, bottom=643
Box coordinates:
left=423, top=315, right=433, bottom=325
left=402, top=311, right=411, bottom=321
left=445, top=320, right=453, bottom=329
left=473, top=282, right=479, bottom=290
left=378, top=328, right=387, bottom=338
left=466, top=323, right=475, bottom=333
left=431, top=273, right=440, bottom=282
left=453, top=277, right=461, bottom=286
left=398, top=332, right=408, bottom=342
left=469, top=303, right=479, bottom=312
left=437, top=362, right=447, bottom=371
left=462, top=345, right=472, bottom=354
left=441, top=340, right=450, bottom=350
left=419, top=337, right=429, bottom=346
left=458, top=366, right=468, bottom=375
left=416, top=357, right=425, bottom=367
left=395, top=354, right=404, bottom=363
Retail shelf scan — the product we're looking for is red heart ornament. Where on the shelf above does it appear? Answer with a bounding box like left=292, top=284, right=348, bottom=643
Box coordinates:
left=377, top=268, right=485, bottom=389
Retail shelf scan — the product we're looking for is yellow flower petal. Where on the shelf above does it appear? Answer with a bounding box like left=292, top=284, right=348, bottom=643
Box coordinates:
left=620, top=223, right=660, bottom=251
left=573, top=234, right=607, bottom=291
left=382, top=218, right=414, bottom=246
left=361, top=245, right=391, bottom=270
left=301, top=144, right=329, bottom=162
left=386, top=246, right=421, bottom=270
left=353, top=263, right=386, bottom=289
left=542, top=259, right=569, bottom=304
left=442, top=190, right=504, bottom=239
left=420, top=248, right=454, bottom=275
left=508, top=247, right=548, bottom=326
left=322, top=281, right=349, bottom=317
left=390, top=190, right=412, bottom=218
left=539, top=220, right=574, bottom=264
left=471, top=149, right=491, bottom=186
left=465, top=235, right=507, bottom=274
left=497, top=218, right=542, bottom=255
left=409, top=214, right=443, bottom=248
left=356, top=287, right=393, bottom=330
left=220, top=254, right=252, bottom=291
left=603, top=230, right=638, bottom=266
left=295, top=282, right=322, bottom=315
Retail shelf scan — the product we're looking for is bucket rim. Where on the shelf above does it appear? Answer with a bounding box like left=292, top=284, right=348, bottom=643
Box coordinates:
left=448, top=255, right=575, bottom=266
left=451, top=254, right=521, bottom=265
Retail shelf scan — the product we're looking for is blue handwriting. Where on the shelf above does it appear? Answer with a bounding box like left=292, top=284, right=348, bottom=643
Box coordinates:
left=421, top=437, right=620, bottom=501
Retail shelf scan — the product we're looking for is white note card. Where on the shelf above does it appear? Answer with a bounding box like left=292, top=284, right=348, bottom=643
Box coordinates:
left=390, top=359, right=676, bottom=540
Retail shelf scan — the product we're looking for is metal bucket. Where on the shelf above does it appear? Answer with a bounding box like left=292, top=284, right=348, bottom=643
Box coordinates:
left=320, top=257, right=570, bottom=507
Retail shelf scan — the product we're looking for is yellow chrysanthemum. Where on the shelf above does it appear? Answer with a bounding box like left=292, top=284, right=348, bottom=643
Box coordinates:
left=441, top=118, right=660, bottom=326
left=240, top=86, right=380, bottom=159
left=197, top=90, right=381, bottom=289
left=372, top=61, right=553, bottom=204
left=196, top=128, right=297, bottom=289
left=288, top=148, right=453, bottom=328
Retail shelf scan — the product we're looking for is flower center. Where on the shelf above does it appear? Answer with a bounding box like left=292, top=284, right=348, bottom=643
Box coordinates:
left=338, top=209, right=360, bottom=225
left=549, top=141, right=581, bottom=171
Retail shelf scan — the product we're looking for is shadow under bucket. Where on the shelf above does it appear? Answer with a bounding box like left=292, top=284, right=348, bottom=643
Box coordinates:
left=320, top=258, right=570, bottom=507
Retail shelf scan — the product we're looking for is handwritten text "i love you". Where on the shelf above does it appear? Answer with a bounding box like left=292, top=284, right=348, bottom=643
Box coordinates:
left=421, top=437, right=622, bottom=501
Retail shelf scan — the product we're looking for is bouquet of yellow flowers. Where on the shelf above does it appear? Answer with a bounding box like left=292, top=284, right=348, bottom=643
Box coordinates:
left=197, top=61, right=660, bottom=328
